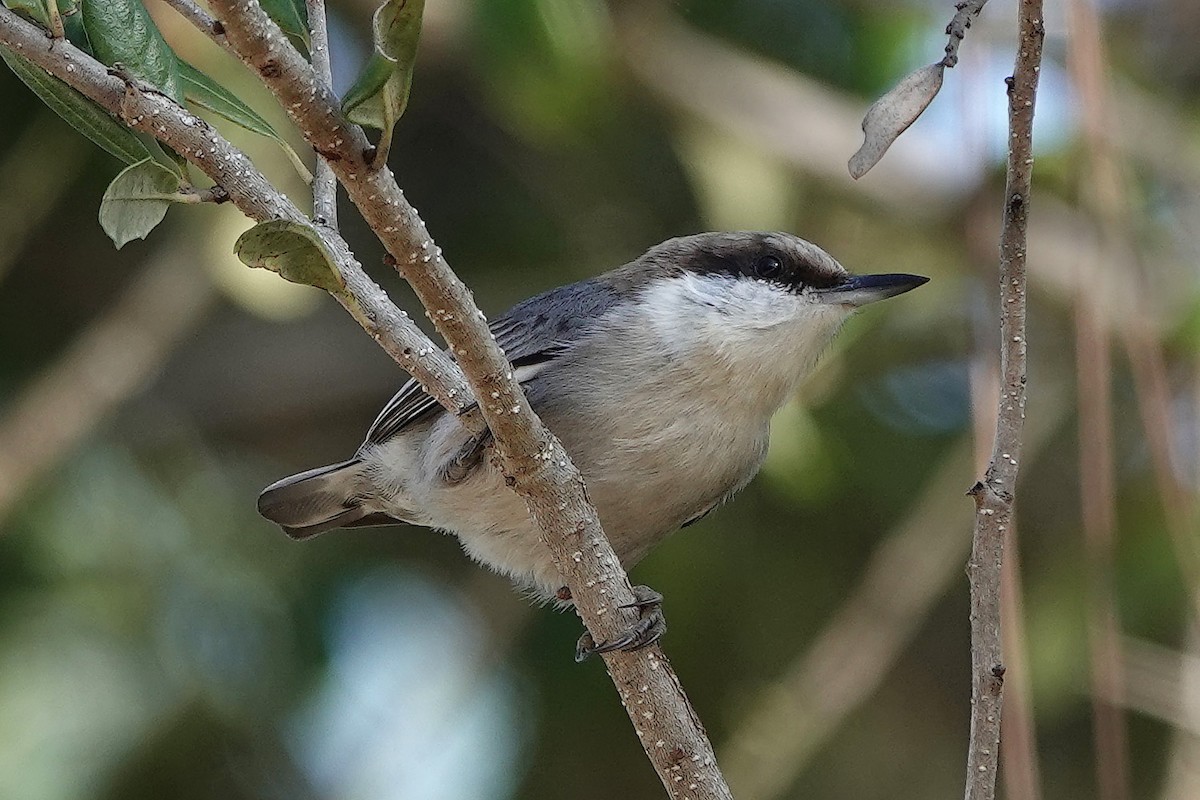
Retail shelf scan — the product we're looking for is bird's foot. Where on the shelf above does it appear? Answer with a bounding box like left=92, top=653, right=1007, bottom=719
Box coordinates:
left=574, top=585, right=666, bottom=662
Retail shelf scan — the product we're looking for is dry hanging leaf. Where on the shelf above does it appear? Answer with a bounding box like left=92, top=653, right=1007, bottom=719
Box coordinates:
left=848, top=62, right=945, bottom=179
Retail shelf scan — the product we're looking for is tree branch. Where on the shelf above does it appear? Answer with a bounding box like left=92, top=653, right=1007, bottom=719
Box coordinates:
left=941, top=0, right=989, bottom=69
left=203, top=3, right=730, bottom=795
left=305, top=0, right=337, bottom=227
left=963, top=2, right=1043, bottom=799
left=0, top=5, right=732, bottom=797
left=160, top=0, right=234, bottom=53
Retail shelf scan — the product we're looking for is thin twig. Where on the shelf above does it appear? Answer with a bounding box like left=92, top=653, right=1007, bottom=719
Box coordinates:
left=962, top=2, right=1043, bottom=799
left=160, top=0, right=234, bottom=53
left=202, top=2, right=730, bottom=795
left=942, top=1, right=989, bottom=69
left=968, top=224, right=1043, bottom=800
left=306, top=0, right=337, bottom=227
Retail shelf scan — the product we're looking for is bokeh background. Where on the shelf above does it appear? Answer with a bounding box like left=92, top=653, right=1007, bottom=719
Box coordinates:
left=1, top=0, right=1199, bottom=798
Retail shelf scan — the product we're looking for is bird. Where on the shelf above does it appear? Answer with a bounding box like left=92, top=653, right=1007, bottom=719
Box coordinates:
left=258, top=231, right=927, bottom=657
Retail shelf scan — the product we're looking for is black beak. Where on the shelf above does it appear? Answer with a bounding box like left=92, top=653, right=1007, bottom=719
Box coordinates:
left=815, top=273, right=929, bottom=307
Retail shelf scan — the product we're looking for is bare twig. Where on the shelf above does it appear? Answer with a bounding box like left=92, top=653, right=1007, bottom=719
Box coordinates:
left=306, top=0, right=337, bottom=227
left=968, top=224, right=1043, bottom=800
left=942, top=1, right=989, bottom=69
left=202, top=4, right=730, bottom=795
left=160, top=0, right=234, bottom=53
left=962, top=2, right=1043, bottom=799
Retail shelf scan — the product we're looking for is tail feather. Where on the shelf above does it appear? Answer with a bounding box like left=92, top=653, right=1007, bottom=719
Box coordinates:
left=258, top=459, right=399, bottom=540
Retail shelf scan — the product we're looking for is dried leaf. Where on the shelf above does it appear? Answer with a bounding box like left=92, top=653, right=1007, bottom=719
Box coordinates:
left=848, top=62, right=945, bottom=179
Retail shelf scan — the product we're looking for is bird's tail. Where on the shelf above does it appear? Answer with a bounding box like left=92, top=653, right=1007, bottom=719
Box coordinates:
left=257, top=459, right=395, bottom=539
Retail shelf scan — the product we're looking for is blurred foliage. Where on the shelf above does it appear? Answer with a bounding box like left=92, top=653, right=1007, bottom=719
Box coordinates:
left=1, top=1, right=1200, bottom=799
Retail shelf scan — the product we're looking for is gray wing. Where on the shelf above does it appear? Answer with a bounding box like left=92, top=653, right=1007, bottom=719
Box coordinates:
left=361, top=276, right=622, bottom=448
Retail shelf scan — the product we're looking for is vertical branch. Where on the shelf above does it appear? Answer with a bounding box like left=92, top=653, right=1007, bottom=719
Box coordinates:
left=306, top=0, right=338, bottom=227
left=967, top=203, right=1043, bottom=800
left=963, top=2, right=1043, bottom=800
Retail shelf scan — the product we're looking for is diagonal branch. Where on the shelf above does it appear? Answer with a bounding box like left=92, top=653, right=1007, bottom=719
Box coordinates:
left=203, top=2, right=730, bottom=795
left=962, top=1, right=1044, bottom=799
left=160, top=0, right=234, bottom=54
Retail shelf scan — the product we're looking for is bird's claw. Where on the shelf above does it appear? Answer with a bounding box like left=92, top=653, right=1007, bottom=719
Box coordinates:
left=574, top=585, right=666, bottom=662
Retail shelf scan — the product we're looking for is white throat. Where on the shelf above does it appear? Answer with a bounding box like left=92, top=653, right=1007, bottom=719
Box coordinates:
left=635, top=272, right=851, bottom=415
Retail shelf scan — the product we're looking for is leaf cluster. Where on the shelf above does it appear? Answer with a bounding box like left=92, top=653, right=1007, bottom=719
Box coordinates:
left=1, top=0, right=423, bottom=265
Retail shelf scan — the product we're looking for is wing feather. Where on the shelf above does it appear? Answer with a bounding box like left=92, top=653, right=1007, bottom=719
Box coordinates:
left=361, top=276, right=622, bottom=448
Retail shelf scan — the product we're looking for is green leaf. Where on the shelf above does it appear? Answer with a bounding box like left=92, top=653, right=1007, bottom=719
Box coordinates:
left=3, top=0, right=85, bottom=43
left=81, top=0, right=182, bottom=101
left=341, top=0, right=425, bottom=151
left=179, top=61, right=278, bottom=139
left=178, top=60, right=312, bottom=182
left=59, top=0, right=90, bottom=51
left=0, top=44, right=151, bottom=165
left=98, top=158, right=182, bottom=248
left=3, top=0, right=51, bottom=27
left=260, top=0, right=309, bottom=47
left=235, top=220, right=345, bottom=293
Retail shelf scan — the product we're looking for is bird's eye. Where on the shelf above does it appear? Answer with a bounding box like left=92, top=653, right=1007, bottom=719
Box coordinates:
left=754, top=255, right=783, bottom=279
